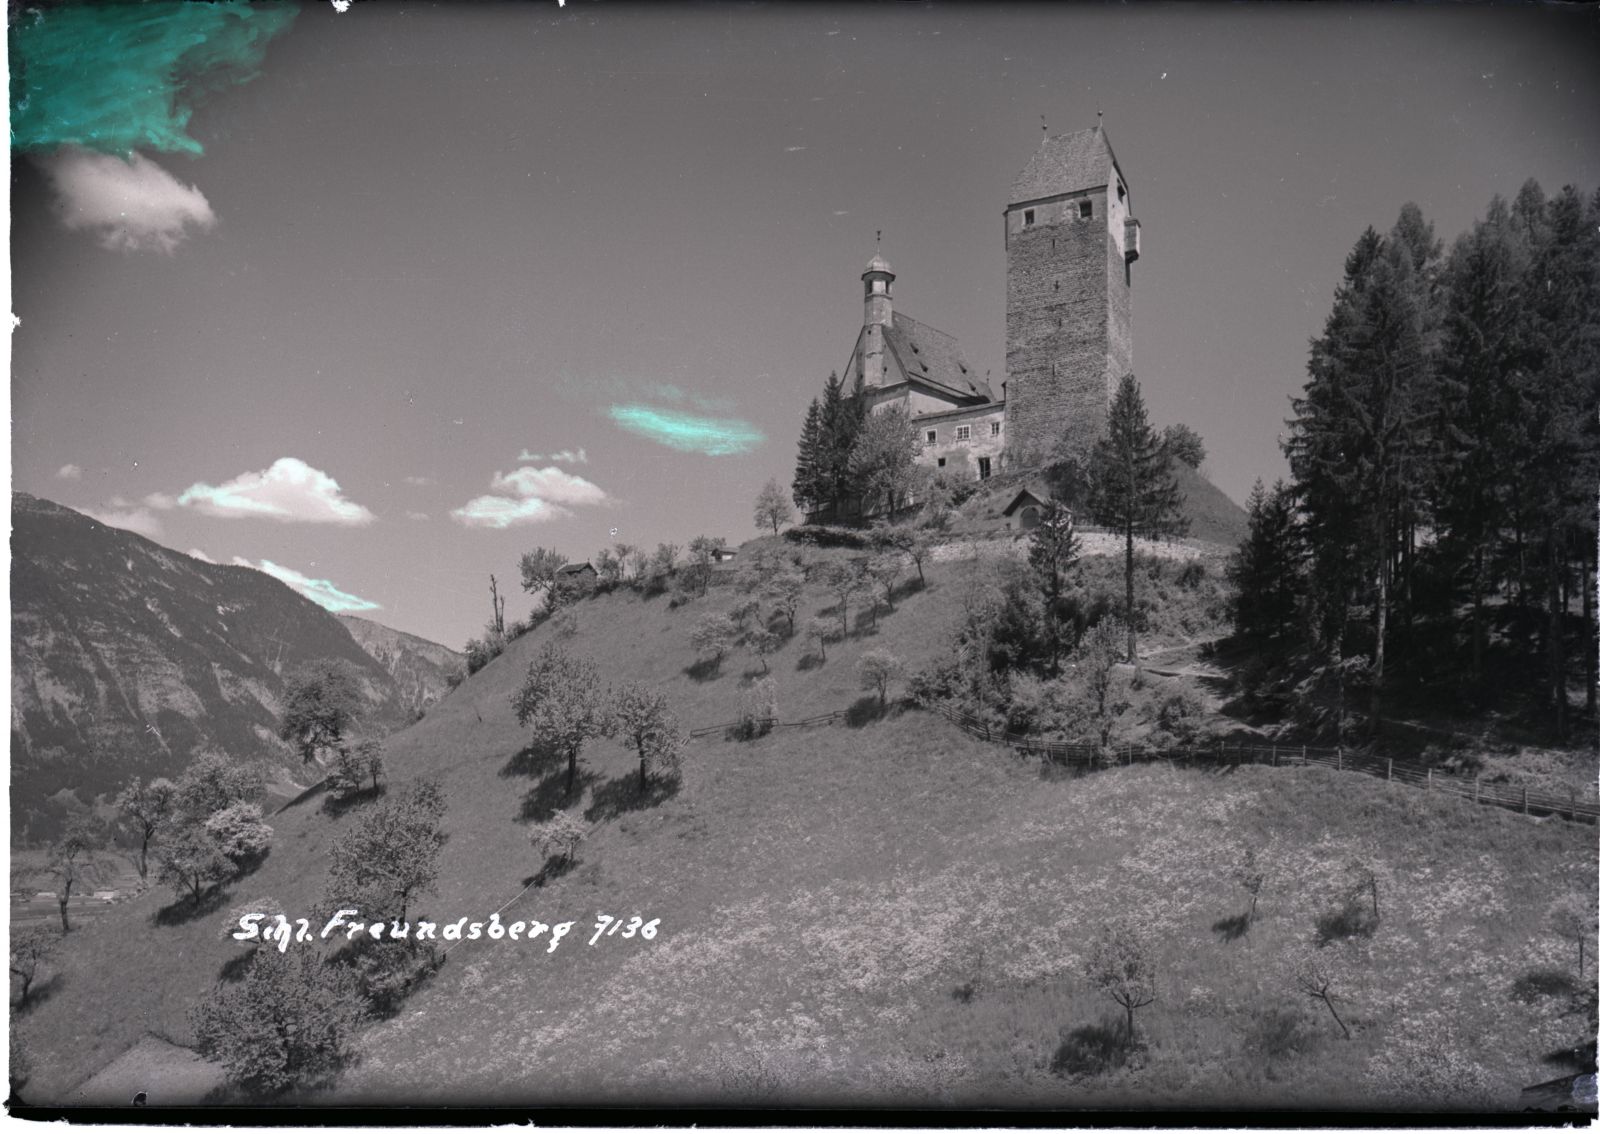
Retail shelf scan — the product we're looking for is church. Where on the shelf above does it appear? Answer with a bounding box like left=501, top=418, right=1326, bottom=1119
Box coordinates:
left=834, top=124, right=1141, bottom=485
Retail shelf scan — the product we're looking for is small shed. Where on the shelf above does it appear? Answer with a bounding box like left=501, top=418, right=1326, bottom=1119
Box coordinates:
left=1001, top=485, right=1059, bottom=531
left=554, top=561, right=598, bottom=594
left=713, top=548, right=738, bottom=563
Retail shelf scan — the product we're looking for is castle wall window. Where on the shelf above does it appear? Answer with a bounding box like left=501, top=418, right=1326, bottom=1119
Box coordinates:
left=1023, top=209, right=1035, bottom=226
left=1079, top=200, right=1093, bottom=219
left=955, top=425, right=971, bottom=441
left=1118, top=183, right=1126, bottom=203
left=990, top=421, right=1001, bottom=436
left=978, top=457, right=992, bottom=479
left=925, top=429, right=937, bottom=443
left=937, top=458, right=946, bottom=468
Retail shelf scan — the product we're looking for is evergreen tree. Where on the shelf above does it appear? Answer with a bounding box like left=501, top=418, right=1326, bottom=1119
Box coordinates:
left=1227, top=479, right=1302, bottom=643
left=1087, top=374, right=1187, bottom=673
left=1429, top=194, right=1527, bottom=695
left=792, top=397, right=824, bottom=515
left=1285, top=210, right=1436, bottom=733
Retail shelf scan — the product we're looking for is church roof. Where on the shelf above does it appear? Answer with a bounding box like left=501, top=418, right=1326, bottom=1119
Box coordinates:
left=1009, top=126, right=1125, bottom=205
left=883, top=311, right=995, bottom=402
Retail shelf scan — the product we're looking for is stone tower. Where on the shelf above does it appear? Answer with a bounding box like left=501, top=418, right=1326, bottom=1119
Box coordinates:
left=1003, top=125, right=1141, bottom=462
left=860, top=250, right=895, bottom=389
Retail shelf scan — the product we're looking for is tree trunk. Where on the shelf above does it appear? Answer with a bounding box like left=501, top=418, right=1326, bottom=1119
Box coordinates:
left=1585, top=546, right=1596, bottom=716
left=567, top=749, right=578, bottom=798
left=1371, top=520, right=1389, bottom=736
left=1548, top=526, right=1566, bottom=738
left=1321, top=991, right=1351, bottom=1040
left=1124, top=1002, right=1136, bottom=1048
left=639, top=753, right=649, bottom=796
left=1469, top=545, right=1486, bottom=696
left=57, top=895, right=70, bottom=934
left=1124, top=525, right=1137, bottom=669
left=138, top=837, right=150, bottom=881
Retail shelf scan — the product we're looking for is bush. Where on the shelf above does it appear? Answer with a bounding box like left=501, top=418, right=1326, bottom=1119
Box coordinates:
left=528, top=809, right=588, bottom=865
left=1176, top=560, right=1207, bottom=589
left=1050, top=1015, right=1129, bottom=1077
left=1241, top=1002, right=1316, bottom=1066
left=1314, top=897, right=1378, bottom=945
left=203, top=803, right=273, bottom=868
left=1509, top=967, right=1579, bottom=1004
left=735, top=676, right=778, bottom=740
left=1155, top=689, right=1206, bottom=746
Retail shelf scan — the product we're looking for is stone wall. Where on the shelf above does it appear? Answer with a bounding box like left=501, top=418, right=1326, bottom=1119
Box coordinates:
left=1003, top=184, right=1120, bottom=464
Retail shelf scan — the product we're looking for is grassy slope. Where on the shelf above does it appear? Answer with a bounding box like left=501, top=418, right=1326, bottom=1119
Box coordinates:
left=16, top=548, right=1595, bottom=1110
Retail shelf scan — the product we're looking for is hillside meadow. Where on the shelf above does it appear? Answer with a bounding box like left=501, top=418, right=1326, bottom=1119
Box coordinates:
left=14, top=541, right=1596, bottom=1111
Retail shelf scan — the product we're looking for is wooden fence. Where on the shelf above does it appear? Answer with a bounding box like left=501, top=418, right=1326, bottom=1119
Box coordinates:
left=692, top=699, right=1600, bottom=825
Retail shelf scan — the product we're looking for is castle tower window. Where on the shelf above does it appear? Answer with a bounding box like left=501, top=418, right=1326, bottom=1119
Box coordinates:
left=990, top=421, right=1001, bottom=436
left=1023, top=209, right=1035, bottom=226
left=1118, top=182, right=1126, bottom=203
left=925, top=429, right=937, bottom=443
left=1079, top=200, right=1093, bottom=219
left=1054, top=279, right=1060, bottom=291
left=978, top=457, right=992, bottom=480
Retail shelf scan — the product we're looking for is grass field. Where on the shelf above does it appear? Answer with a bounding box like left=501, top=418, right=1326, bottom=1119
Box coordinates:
left=12, top=544, right=1596, bottom=1111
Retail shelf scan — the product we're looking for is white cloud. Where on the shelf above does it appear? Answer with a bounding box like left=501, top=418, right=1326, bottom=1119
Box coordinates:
left=56, top=464, right=82, bottom=481
left=38, top=147, right=217, bottom=254
left=186, top=548, right=215, bottom=564
left=516, top=448, right=587, bottom=464
left=450, top=495, right=571, bottom=530
left=489, top=466, right=607, bottom=506
left=81, top=506, right=164, bottom=540
left=177, top=458, right=375, bottom=525
left=143, top=492, right=177, bottom=510
left=402, top=475, right=433, bottom=486
left=450, top=464, right=607, bottom=529
left=231, top=557, right=381, bottom=614
left=404, top=511, right=430, bottom=522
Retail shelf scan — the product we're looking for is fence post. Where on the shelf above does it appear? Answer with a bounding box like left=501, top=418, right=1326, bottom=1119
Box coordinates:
left=1386, top=758, right=1392, bottom=781
left=1426, top=768, right=1431, bottom=791
left=1474, top=774, right=1480, bottom=804
left=1302, top=744, right=1307, bottom=766
left=1523, top=786, right=1529, bottom=815
left=1337, top=749, right=1343, bottom=772
left=1272, top=744, right=1277, bottom=767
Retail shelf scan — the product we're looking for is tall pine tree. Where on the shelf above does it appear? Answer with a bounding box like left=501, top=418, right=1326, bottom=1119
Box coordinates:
left=1087, top=373, right=1187, bottom=673
left=792, top=396, right=824, bottom=515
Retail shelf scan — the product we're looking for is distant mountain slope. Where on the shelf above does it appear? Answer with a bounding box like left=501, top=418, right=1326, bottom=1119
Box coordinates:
left=336, top=615, right=462, bottom=717
left=1173, top=462, right=1247, bottom=549
left=9, top=494, right=413, bottom=841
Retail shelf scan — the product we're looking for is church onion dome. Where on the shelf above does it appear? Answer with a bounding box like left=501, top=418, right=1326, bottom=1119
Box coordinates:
left=863, top=251, right=894, bottom=277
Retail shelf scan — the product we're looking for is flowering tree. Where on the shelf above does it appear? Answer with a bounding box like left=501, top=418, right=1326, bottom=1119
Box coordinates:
left=511, top=645, right=612, bottom=798
left=613, top=682, right=687, bottom=794
left=1084, top=920, right=1158, bottom=1047
left=529, top=809, right=589, bottom=865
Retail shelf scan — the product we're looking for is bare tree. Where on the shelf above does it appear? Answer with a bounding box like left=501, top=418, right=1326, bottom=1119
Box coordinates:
left=1235, top=845, right=1267, bottom=922
left=1293, top=947, right=1353, bottom=1039
left=1548, top=891, right=1598, bottom=976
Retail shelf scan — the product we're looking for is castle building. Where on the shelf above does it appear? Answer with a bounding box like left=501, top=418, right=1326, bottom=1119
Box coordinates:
left=832, top=125, right=1141, bottom=485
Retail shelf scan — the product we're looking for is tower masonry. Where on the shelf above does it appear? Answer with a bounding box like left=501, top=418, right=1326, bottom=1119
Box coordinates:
left=1003, top=126, right=1141, bottom=462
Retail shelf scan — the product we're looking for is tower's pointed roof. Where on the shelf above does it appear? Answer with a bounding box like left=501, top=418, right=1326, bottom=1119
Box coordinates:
left=864, top=250, right=894, bottom=276
left=1009, top=126, right=1125, bottom=205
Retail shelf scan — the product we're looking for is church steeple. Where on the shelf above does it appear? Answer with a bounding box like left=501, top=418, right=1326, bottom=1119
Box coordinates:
left=862, top=235, right=894, bottom=327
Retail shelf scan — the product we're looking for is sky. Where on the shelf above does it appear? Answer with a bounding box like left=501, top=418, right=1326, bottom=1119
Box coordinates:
left=9, top=2, right=1600, bottom=649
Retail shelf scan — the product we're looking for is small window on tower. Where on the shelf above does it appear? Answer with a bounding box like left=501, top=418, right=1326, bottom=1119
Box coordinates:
left=1053, top=279, right=1060, bottom=291
left=1079, top=200, right=1093, bottom=219
left=926, top=429, right=937, bottom=444
left=991, top=421, right=1001, bottom=437
left=1024, top=209, right=1035, bottom=226
left=1118, top=183, right=1126, bottom=203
